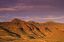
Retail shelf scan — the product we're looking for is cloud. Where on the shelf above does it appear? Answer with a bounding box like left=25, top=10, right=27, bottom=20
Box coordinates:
left=11, top=16, right=64, bottom=22
left=0, top=16, right=5, bottom=18
left=14, top=5, right=33, bottom=10
left=0, top=0, right=63, bottom=12
left=12, top=5, right=57, bottom=12
left=0, top=1, right=57, bottom=12
left=0, top=8, right=16, bottom=11
left=24, top=16, right=64, bottom=22
left=1, top=15, right=64, bottom=22
left=0, top=0, right=60, bottom=12
left=0, top=4, right=33, bottom=12
left=36, top=16, right=64, bottom=20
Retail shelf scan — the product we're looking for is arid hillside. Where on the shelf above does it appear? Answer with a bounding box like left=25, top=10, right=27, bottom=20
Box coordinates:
left=0, top=18, right=64, bottom=42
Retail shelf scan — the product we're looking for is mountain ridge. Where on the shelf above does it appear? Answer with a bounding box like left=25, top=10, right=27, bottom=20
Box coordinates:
left=0, top=18, right=64, bottom=42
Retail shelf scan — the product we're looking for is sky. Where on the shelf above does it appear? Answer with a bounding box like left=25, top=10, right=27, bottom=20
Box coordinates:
left=0, top=0, right=64, bottom=22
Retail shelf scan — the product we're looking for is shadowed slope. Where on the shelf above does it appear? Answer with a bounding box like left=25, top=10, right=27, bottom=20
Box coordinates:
left=0, top=18, right=64, bottom=42
left=0, top=26, right=21, bottom=38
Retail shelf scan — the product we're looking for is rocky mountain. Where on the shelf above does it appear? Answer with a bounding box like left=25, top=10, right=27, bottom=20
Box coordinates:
left=0, top=18, right=64, bottom=42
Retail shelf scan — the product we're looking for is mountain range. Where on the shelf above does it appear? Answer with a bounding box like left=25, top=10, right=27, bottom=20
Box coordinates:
left=0, top=18, right=64, bottom=42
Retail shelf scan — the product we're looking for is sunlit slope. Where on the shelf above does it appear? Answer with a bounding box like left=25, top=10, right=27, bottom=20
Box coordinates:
left=0, top=18, right=64, bottom=42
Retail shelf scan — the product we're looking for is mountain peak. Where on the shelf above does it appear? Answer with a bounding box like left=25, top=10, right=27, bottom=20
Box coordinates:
left=11, top=18, right=22, bottom=22
left=10, top=18, right=25, bottom=25
left=44, top=21, right=57, bottom=25
left=46, top=21, right=56, bottom=23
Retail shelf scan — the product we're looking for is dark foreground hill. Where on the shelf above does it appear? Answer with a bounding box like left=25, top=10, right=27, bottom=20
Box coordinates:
left=0, top=18, right=64, bottom=42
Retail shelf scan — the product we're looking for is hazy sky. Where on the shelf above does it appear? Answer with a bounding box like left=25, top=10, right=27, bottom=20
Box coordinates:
left=0, top=0, right=64, bottom=22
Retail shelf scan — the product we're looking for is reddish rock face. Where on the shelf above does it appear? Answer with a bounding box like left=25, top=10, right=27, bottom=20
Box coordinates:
left=0, top=18, right=64, bottom=42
